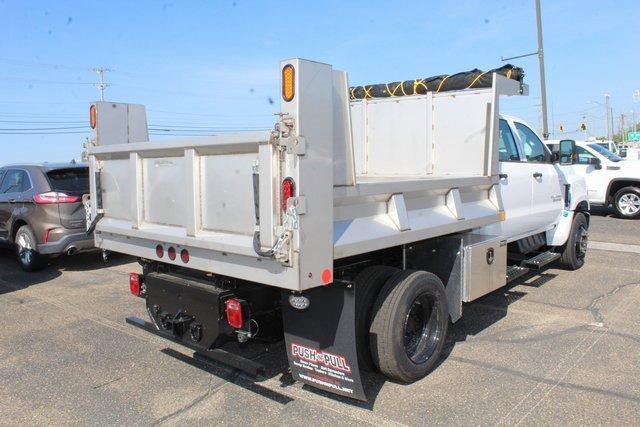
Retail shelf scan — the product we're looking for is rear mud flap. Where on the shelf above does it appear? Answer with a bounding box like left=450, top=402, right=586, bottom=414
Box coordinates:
left=281, top=284, right=366, bottom=401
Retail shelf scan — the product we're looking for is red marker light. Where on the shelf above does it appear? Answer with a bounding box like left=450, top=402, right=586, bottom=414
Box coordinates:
left=129, top=273, right=141, bottom=296
left=155, top=244, right=164, bottom=258
left=281, top=177, right=295, bottom=211
left=225, top=298, right=244, bottom=329
left=321, top=269, right=333, bottom=284
left=168, top=247, right=176, bottom=261
left=180, top=249, right=189, bottom=263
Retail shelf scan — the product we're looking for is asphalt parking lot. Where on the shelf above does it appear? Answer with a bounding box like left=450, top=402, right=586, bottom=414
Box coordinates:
left=1, top=208, right=639, bottom=425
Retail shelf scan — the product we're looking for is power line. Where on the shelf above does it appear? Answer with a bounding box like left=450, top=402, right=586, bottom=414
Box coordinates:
left=0, top=76, right=95, bottom=85
left=0, top=57, right=91, bottom=72
left=0, top=126, right=89, bottom=131
left=0, top=131, right=88, bottom=135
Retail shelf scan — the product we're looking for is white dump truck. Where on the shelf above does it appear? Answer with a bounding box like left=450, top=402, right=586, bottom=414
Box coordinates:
left=84, top=59, right=589, bottom=400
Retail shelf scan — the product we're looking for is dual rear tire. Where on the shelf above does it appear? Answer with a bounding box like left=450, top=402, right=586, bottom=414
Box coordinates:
left=355, top=267, right=449, bottom=383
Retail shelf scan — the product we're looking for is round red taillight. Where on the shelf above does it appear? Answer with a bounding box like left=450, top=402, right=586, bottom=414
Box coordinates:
left=180, top=249, right=189, bottom=263
left=156, top=244, right=164, bottom=258
left=168, top=247, right=176, bottom=260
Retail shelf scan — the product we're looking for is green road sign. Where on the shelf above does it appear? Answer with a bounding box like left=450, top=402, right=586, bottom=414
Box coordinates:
left=628, top=131, right=640, bottom=141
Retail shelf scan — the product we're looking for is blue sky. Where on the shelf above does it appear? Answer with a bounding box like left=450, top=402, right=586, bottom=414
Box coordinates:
left=1, top=0, right=639, bottom=164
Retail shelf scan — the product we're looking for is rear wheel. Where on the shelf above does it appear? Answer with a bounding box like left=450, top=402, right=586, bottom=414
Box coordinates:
left=613, top=186, right=640, bottom=219
left=369, top=270, right=448, bottom=383
left=15, top=225, right=45, bottom=272
left=558, top=212, right=588, bottom=270
left=353, top=265, right=399, bottom=371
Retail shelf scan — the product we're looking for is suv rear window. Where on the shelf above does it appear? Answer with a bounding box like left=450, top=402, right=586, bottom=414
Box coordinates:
left=46, top=168, right=89, bottom=192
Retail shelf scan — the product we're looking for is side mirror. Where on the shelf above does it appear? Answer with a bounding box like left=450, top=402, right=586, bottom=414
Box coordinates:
left=588, top=157, right=602, bottom=169
left=559, top=139, right=575, bottom=165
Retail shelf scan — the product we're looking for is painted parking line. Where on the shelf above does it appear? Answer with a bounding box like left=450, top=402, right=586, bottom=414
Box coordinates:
left=588, top=241, right=640, bottom=254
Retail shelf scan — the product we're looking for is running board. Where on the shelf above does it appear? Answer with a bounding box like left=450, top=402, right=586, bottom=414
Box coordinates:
left=521, top=251, right=561, bottom=270
left=506, top=265, right=530, bottom=283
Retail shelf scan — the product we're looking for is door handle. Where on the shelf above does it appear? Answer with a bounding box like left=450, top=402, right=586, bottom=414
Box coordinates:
left=533, top=172, right=543, bottom=178
left=498, top=173, right=508, bottom=180
left=8, top=199, right=17, bottom=204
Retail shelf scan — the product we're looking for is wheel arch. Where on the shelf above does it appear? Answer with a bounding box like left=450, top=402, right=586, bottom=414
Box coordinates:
left=9, top=218, right=29, bottom=243
left=606, top=179, right=640, bottom=204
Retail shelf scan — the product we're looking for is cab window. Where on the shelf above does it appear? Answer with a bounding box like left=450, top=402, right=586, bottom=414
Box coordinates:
left=0, top=169, right=31, bottom=194
left=498, top=119, right=520, bottom=161
left=575, top=146, right=596, bottom=165
left=514, top=122, right=550, bottom=163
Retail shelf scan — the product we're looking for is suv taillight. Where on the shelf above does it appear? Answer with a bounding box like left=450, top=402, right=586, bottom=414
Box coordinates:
left=34, top=192, right=80, bottom=204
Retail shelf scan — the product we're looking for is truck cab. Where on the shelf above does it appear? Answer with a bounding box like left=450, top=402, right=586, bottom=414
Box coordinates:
left=488, top=116, right=588, bottom=248
left=546, top=139, right=640, bottom=219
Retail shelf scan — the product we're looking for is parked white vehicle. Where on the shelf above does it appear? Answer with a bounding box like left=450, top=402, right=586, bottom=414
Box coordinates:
left=546, top=139, right=640, bottom=219
left=589, top=139, right=618, bottom=155
left=85, top=59, right=589, bottom=400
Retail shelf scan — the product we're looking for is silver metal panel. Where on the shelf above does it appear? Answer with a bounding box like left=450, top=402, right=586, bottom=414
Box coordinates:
left=462, top=234, right=506, bottom=301
left=130, top=152, right=143, bottom=228
left=364, top=97, right=430, bottom=176
left=280, top=59, right=334, bottom=289
left=258, top=143, right=277, bottom=247
left=89, top=132, right=271, bottom=158
left=201, top=152, right=257, bottom=235
left=184, top=149, right=201, bottom=237
left=432, top=90, right=492, bottom=176
left=143, top=156, right=187, bottom=227
left=349, top=101, right=366, bottom=175
left=100, top=158, right=132, bottom=221
left=332, top=70, right=356, bottom=187
left=93, top=102, right=148, bottom=146
left=95, top=231, right=301, bottom=290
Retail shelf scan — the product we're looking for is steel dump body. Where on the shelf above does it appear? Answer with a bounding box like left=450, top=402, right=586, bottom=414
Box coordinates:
left=87, top=58, right=527, bottom=292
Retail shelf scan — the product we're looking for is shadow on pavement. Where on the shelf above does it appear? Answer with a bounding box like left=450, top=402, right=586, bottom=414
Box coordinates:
left=0, top=247, right=134, bottom=295
left=589, top=205, right=615, bottom=217
left=150, top=268, right=558, bottom=410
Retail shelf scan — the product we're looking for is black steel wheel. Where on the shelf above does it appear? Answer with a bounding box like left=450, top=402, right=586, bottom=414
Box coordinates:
left=559, top=212, right=588, bottom=270
left=369, top=270, right=448, bottom=383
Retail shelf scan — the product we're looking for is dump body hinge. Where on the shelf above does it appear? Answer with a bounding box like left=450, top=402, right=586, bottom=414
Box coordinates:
left=277, top=135, right=306, bottom=155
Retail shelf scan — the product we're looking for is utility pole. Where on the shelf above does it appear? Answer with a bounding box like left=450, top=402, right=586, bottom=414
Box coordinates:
left=501, top=0, right=549, bottom=139
left=604, top=93, right=612, bottom=140
left=535, top=0, right=549, bottom=139
left=93, top=67, right=111, bottom=101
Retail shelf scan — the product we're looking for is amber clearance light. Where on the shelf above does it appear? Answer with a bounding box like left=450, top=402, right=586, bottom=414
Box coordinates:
left=89, top=104, right=97, bottom=129
left=282, top=64, right=295, bottom=102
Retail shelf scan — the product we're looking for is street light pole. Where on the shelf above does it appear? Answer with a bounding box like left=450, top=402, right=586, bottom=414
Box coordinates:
left=535, top=0, right=549, bottom=139
left=604, top=93, right=612, bottom=140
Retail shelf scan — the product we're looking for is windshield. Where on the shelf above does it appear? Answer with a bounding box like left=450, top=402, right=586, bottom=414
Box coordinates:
left=46, top=168, right=89, bottom=192
left=588, top=144, right=623, bottom=162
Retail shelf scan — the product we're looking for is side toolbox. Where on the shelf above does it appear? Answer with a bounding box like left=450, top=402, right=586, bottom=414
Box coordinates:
left=462, top=235, right=507, bottom=302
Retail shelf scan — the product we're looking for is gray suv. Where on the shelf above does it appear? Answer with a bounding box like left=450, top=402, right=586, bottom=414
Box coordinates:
left=0, top=163, right=94, bottom=271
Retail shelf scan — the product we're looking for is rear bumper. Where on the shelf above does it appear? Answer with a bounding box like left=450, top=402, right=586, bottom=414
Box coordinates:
left=37, top=231, right=95, bottom=255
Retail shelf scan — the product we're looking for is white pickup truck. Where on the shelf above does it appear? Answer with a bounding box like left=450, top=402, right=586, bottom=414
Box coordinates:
left=546, top=139, right=640, bottom=219
left=85, top=58, right=589, bottom=400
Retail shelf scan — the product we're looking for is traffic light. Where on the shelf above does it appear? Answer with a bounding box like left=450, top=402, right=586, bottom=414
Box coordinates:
left=580, top=122, right=587, bottom=131
left=559, top=124, right=564, bottom=132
